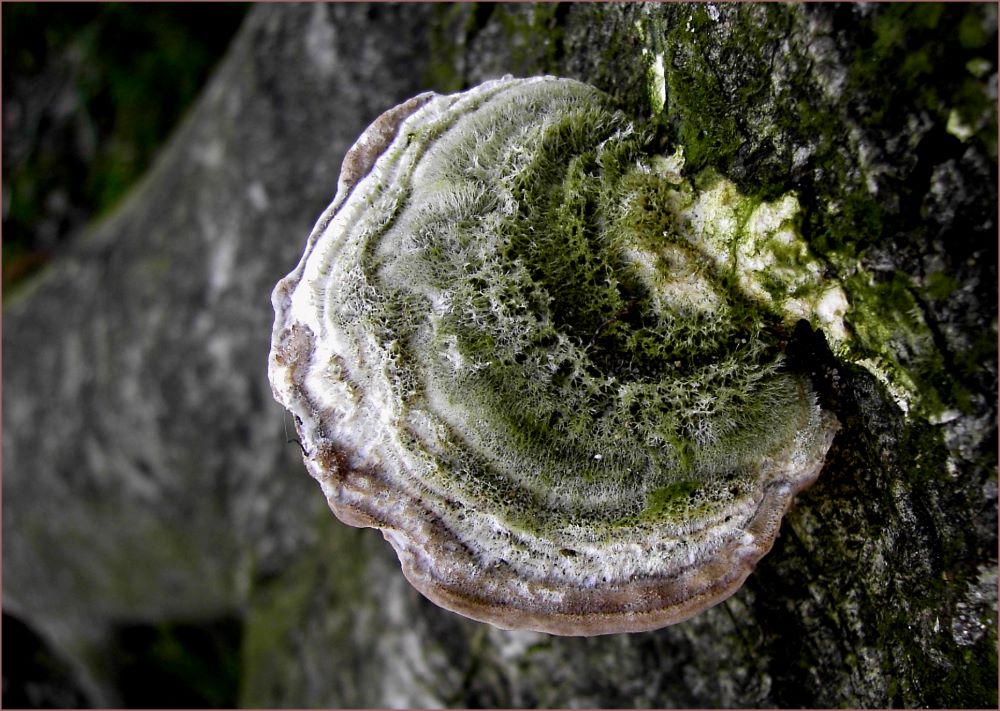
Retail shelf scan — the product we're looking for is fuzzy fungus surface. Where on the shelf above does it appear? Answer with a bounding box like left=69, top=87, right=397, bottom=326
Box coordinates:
left=269, top=76, right=839, bottom=635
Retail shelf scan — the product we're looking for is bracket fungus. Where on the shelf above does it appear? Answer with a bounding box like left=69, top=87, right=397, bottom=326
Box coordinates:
left=269, top=76, right=839, bottom=635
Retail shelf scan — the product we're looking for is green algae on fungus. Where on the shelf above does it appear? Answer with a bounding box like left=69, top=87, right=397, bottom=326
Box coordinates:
left=268, top=76, right=839, bottom=635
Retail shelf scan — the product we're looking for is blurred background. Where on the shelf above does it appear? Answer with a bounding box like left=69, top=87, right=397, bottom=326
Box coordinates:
left=3, top=4, right=248, bottom=296
left=4, top=6, right=248, bottom=706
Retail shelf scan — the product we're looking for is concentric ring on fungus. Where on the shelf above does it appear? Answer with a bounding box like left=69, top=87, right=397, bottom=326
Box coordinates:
left=269, top=76, right=839, bottom=635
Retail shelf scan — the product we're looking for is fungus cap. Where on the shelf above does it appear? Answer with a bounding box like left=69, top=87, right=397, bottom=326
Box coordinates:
left=269, top=76, right=839, bottom=635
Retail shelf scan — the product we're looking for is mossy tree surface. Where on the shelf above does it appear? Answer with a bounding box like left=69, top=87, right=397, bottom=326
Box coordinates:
left=256, top=2, right=997, bottom=705
left=3, top=4, right=994, bottom=708
left=350, top=3, right=993, bottom=707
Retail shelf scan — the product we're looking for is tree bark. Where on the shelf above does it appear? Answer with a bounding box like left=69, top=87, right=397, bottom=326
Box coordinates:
left=4, top=4, right=996, bottom=707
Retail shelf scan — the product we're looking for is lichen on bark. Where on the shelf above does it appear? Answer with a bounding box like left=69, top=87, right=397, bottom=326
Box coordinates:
left=270, top=75, right=841, bottom=634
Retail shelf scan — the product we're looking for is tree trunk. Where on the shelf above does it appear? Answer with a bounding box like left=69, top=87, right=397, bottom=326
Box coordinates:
left=4, top=4, right=995, bottom=707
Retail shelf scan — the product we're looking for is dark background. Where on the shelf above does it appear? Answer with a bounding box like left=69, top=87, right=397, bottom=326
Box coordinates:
left=3, top=4, right=247, bottom=293
left=4, top=5, right=247, bottom=706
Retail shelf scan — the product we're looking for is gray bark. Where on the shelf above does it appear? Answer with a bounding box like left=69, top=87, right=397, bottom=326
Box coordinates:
left=4, top=3, right=996, bottom=707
